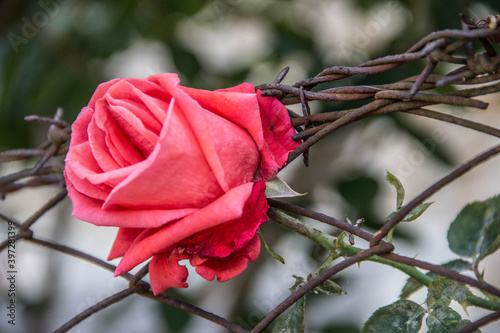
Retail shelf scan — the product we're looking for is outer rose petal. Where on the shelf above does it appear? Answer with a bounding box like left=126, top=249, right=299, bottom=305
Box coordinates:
left=178, top=83, right=300, bottom=181
left=108, top=228, right=145, bottom=260
left=66, top=180, right=197, bottom=228
left=183, top=181, right=268, bottom=258
left=256, top=90, right=301, bottom=180
left=150, top=250, right=191, bottom=294
left=192, top=234, right=261, bottom=282
left=114, top=182, right=256, bottom=275
left=178, top=84, right=265, bottom=155
left=87, top=78, right=122, bottom=108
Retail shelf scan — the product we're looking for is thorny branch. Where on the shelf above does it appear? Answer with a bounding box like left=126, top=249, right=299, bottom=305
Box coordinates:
left=1, top=17, right=500, bottom=333
left=454, top=310, right=500, bottom=333
left=371, top=143, right=500, bottom=247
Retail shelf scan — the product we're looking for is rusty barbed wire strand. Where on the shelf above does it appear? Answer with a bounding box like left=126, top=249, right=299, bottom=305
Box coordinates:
left=257, top=24, right=500, bottom=94
left=403, top=108, right=500, bottom=138
left=288, top=80, right=500, bottom=143
left=291, top=106, right=500, bottom=142
left=286, top=98, right=394, bottom=163
left=0, top=165, right=64, bottom=187
left=139, top=292, right=250, bottom=333
left=258, top=22, right=500, bottom=172
left=266, top=206, right=500, bottom=315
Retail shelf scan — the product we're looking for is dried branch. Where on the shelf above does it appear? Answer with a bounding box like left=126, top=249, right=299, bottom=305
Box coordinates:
left=0, top=165, right=63, bottom=187
left=20, top=188, right=67, bottom=230
left=139, top=292, right=250, bottom=333
left=53, top=285, right=149, bottom=333
left=27, top=237, right=120, bottom=276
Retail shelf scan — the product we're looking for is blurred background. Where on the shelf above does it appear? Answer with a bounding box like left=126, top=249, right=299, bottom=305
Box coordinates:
left=1, top=0, right=500, bottom=332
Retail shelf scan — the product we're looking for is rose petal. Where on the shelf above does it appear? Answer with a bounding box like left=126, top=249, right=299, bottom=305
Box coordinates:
left=103, top=99, right=223, bottom=210
left=179, top=83, right=300, bottom=181
left=67, top=181, right=197, bottom=228
left=149, top=250, right=190, bottom=294
left=87, top=79, right=122, bottom=108
left=256, top=91, right=301, bottom=180
left=88, top=116, right=121, bottom=172
left=101, top=98, right=158, bottom=157
left=178, top=84, right=265, bottom=155
left=193, top=234, right=261, bottom=282
left=114, top=182, right=255, bottom=275
left=65, top=140, right=143, bottom=192
left=184, top=181, right=268, bottom=258
left=169, top=82, right=260, bottom=191
left=69, top=107, right=94, bottom=146
left=64, top=161, right=110, bottom=202
left=108, top=227, right=145, bottom=260
left=105, top=82, right=163, bottom=134
left=93, top=98, right=147, bottom=167
left=129, top=84, right=170, bottom=125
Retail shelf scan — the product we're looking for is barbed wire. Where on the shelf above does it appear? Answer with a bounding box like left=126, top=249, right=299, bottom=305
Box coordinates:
left=1, top=15, right=500, bottom=333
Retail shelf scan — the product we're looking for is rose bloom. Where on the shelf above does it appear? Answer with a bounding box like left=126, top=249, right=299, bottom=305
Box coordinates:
left=64, top=73, right=299, bottom=295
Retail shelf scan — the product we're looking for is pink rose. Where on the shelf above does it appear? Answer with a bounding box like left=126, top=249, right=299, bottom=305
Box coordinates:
left=64, top=73, right=299, bottom=294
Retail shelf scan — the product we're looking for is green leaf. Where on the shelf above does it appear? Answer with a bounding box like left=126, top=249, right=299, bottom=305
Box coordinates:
left=315, top=278, right=348, bottom=296
left=362, top=300, right=425, bottom=333
left=426, top=305, right=479, bottom=333
left=272, top=295, right=306, bottom=333
left=447, top=194, right=500, bottom=264
left=265, top=176, right=305, bottom=198
left=478, top=216, right=500, bottom=263
left=402, top=202, right=434, bottom=222
left=386, top=202, right=433, bottom=223
left=426, top=278, right=473, bottom=309
left=258, top=229, right=285, bottom=264
left=386, top=171, right=405, bottom=209
left=400, top=277, right=423, bottom=300
left=400, top=259, right=472, bottom=299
